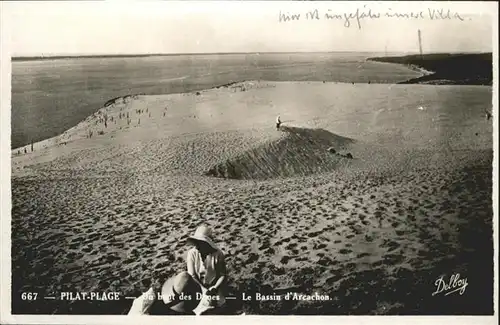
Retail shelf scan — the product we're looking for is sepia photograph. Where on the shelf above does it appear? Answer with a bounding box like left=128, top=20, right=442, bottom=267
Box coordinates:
left=0, top=1, right=497, bottom=324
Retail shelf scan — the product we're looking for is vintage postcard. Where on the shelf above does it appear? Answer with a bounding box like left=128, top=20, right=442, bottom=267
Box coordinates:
left=0, top=1, right=497, bottom=324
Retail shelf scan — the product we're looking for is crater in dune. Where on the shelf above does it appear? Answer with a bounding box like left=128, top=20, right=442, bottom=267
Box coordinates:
left=204, top=126, right=356, bottom=180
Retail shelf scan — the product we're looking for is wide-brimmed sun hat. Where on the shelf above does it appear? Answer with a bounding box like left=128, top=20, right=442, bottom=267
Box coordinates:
left=161, top=271, right=202, bottom=313
left=187, top=225, right=218, bottom=251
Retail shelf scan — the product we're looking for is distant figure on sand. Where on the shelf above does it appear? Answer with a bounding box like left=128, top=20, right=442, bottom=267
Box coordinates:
left=128, top=271, right=202, bottom=315
left=186, top=225, right=227, bottom=315
left=276, top=115, right=282, bottom=130
left=485, top=109, right=492, bottom=120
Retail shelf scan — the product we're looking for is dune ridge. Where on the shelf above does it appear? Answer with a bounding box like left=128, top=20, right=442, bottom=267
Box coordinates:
left=205, top=126, right=356, bottom=180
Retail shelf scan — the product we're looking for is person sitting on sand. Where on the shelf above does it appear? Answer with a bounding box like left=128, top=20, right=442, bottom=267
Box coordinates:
left=186, top=225, right=227, bottom=315
left=276, top=115, right=282, bottom=130
left=128, top=271, right=202, bottom=315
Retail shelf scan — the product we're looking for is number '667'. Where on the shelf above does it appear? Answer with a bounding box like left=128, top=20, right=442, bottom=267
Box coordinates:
left=21, top=292, right=38, bottom=300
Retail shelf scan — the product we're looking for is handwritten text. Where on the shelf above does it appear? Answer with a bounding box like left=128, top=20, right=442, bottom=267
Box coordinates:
left=278, top=6, right=467, bottom=29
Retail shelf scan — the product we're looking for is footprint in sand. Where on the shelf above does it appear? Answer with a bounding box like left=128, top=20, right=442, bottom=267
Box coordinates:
left=259, top=243, right=270, bottom=250
left=69, top=241, right=81, bottom=250
left=351, top=227, right=362, bottom=235
left=271, top=266, right=286, bottom=275
left=345, top=262, right=356, bottom=272
left=307, top=230, right=323, bottom=238
left=318, top=257, right=331, bottom=267
left=124, top=256, right=135, bottom=264
left=255, top=229, right=266, bottom=236
left=114, top=242, right=125, bottom=249
left=88, top=232, right=101, bottom=241
left=425, top=203, right=436, bottom=209
left=384, top=254, right=404, bottom=264
left=280, top=256, right=291, bottom=265
left=107, top=255, right=121, bottom=263
left=81, top=245, right=93, bottom=253
left=339, top=248, right=352, bottom=254
left=382, top=239, right=400, bottom=252
left=325, top=274, right=342, bottom=285
left=247, top=253, right=259, bottom=264
left=265, top=247, right=275, bottom=254
left=395, top=230, right=406, bottom=236
left=314, top=243, right=327, bottom=250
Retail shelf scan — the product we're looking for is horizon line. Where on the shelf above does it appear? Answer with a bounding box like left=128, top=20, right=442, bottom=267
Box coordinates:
left=11, top=50, right=492, bottom=61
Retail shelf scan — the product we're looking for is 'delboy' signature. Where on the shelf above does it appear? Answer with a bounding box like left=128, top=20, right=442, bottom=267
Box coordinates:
left=432, top=273, right=468, bottom=296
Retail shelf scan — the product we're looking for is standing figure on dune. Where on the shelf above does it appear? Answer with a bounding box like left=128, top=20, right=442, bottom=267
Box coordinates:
left=276, top=115, right=282, bottom=130
left=186, top=225, right=227, bottom=315
left=485, top=109, right=492, bottom=121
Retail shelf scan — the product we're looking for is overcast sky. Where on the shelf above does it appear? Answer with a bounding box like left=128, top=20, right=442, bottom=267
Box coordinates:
left=2, top=1, right=496, bottom=56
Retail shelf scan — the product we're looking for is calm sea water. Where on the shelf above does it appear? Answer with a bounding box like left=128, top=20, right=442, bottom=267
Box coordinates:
left=10, top=52, right=489, bottom=149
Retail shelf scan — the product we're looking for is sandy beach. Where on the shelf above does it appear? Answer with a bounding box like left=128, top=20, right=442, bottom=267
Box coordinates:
left=11, top=80, right=493, bottom=315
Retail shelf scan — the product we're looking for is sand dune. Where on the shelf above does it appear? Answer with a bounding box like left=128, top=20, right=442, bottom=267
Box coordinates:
left=11, top=80, right=493, bottom=315
left=205, top=126, right=356, bottom=180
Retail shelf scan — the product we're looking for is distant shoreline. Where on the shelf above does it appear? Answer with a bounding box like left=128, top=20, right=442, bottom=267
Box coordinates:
left=367, top=52, right=492, bottom=86
left=10, top=51, right=462, bottom=62
left=12, top=52, right=364, bottom=61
